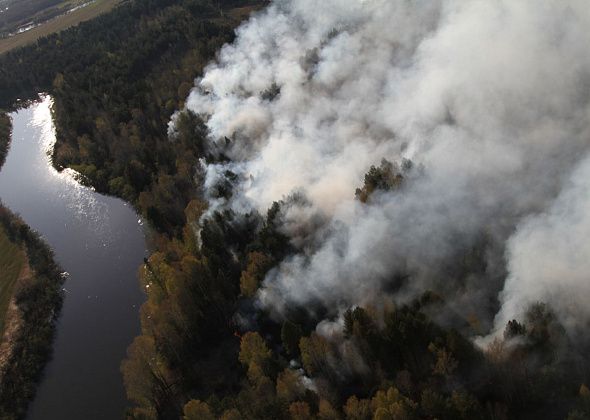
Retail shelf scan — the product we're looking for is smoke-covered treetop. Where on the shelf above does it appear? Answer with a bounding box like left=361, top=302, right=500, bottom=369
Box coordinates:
left=172, top=0, right=590, bottom=343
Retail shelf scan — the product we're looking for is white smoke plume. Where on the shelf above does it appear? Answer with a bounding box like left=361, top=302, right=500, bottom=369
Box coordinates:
left=174, top=0, right=590, bottom=339
left=492, top=153, right=590, bottom=339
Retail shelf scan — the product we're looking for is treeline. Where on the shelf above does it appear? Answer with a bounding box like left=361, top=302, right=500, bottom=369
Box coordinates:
left=122, top=192, right=291, bottom=418
left=0, top=113, right=10, bottom=169
left=0, top=0, right=264, bottom=236
left=120, top=162, right=590, bottom=419
left=179, top=300, right=590, bottom=420
left=0, top=204, right=64, bottom=420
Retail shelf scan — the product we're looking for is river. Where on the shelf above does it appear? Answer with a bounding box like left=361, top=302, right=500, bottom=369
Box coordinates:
left=0, top=96, right=147, bottom=419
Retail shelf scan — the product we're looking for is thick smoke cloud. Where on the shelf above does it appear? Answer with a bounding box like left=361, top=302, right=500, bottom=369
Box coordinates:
left=493, top=154, right=590, bottom=339
left=174, top=0, right=590, bottom=339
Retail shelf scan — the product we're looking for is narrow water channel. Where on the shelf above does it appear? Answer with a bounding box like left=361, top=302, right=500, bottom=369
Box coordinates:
left=0, top=96, right=146, bottom=419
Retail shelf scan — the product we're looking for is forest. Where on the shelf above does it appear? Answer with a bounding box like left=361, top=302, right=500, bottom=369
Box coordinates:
left=0, top=0, right=263, bottom=234
left=118, top=159, right=590, bottom=420
left=0, top=0, right=589, bottom=419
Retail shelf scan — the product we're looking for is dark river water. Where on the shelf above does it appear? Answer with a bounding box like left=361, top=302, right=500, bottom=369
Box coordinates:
left=0, top=97, right=147, bottom=419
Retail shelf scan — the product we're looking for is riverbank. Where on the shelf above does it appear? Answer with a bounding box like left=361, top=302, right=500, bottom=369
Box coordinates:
left=0, top=203, right=64, bottom=419
left=0, top=109, right=65, bottom=419
left=0, top=97, right=147, bottom=419
left=0, top=224, right=26, bottom=339
left=0, top=1, right=262, bottom=416
left=0, top=113, right=10, bottom=168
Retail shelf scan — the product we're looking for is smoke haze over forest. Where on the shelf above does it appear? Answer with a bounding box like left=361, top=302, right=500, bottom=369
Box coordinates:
left=6, top=0, right=590, bottom=416
left=172, top=0, right=590, bottom=344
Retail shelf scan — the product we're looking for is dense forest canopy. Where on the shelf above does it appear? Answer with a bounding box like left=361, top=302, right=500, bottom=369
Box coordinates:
left=0, top=0, right=263, bottom=235
left=2, top=0, right=590, bottom=419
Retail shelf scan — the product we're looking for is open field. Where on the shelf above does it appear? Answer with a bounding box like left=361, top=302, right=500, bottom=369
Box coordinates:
left=0, top=0, right=63, bottom=35
left=0, top=0, right=123, bottom=54
left=0, top=227, right=24, bottom=336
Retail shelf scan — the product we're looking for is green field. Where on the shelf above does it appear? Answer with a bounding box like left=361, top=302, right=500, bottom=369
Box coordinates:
left=0, top=227, right=24, bottom=337
left=0, top=0, right=123, bottom=55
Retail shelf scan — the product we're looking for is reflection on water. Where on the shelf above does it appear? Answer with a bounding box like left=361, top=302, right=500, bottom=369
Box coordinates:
left=0, top=96, right=147, bottom=419
left=31, top=96, right=129, bottom=245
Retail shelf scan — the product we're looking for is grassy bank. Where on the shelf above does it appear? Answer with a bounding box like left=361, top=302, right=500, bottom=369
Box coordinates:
left=0, top=204, right=64, bottom=419
left=0, top=226, right=25, bottom=336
